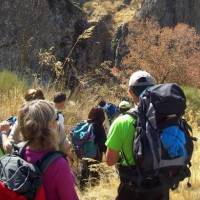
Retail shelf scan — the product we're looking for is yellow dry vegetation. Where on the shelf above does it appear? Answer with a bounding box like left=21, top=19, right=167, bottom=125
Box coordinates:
left=83, top=0, right=139, bottom=26
left=113, top=7, right=136, bottom=25
left=0, top=71, right=199, bottom=200
left=78, top=129, right=200, bottom=200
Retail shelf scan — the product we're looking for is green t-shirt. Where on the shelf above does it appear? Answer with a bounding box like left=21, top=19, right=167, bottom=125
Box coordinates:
left=105, top=114, right=136, bottom=166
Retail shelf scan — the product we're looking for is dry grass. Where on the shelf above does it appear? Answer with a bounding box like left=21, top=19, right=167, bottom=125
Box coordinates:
left=0, top=71, right=199, bottom=200
left=77, top=129, right=200, bottom=200
left=83, top=0, right=139, bottom=27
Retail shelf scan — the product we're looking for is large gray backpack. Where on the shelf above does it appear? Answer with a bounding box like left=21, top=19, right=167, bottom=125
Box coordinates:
left=132, top=83, right=197, bottom=190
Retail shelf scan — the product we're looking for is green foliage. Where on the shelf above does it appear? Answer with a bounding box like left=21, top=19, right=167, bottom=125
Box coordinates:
left=0, top=70, right=27, bottom=93
left=183, top=86, right=200, bottom=125
left=0, top=148, right=4, bottom=157
left=184, top=86, right=200, bottom=110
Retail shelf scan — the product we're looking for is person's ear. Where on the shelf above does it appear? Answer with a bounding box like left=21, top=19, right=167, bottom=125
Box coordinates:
left=128, top=88, right=139, bottom=103
left=128, top=88, right=134, bottom=98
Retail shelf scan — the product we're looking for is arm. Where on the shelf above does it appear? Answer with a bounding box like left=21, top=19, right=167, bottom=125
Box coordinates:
left=103, top=113, right=110, bottom=134
left=0, top=121, right=10, bottom=132
left=105, top=117, right=124, bottom=166
left=0, top=121, right=10, bottom=151
left=57, top=122, right=73, bottom=159
left=8, top=121, right=21, bottom=143
left=3, top=121, right=20, bottom=153
left=106, top=148, right=120, bottom=166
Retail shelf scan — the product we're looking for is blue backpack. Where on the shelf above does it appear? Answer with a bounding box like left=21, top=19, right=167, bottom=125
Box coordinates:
left=7, top=116, right=17, bottom=126
left=101, top=103, right=119, bottom=123
left=71, top=121, right=97, bottom=159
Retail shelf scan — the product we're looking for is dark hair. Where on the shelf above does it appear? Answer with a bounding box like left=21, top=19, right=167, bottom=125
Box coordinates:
left=130, top=85, right=153, bottom=97
left=88, top=107, right=105, bottom=125
left=24, top=88, right=45, bottom=102
left=119, top=107, right=130, bottom=114
left=53, top=92, right=67, bottom=103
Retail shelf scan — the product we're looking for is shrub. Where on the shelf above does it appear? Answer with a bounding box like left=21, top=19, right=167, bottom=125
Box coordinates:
left=123, top=20, right=200, bottom=87
left=183, top=86, right=200, bottom=126
left=0, top=70, right=27, bottom=93
left=0, top=71, right=27, bottom=119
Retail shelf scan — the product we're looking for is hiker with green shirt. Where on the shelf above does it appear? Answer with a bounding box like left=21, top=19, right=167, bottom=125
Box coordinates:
left=105, top=71, right=170, bottom=200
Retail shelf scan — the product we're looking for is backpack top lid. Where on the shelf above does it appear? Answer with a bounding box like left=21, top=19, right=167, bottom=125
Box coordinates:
left=145, top=83, right=186, bottom=116
left=102, top=103, right=119, bottom=119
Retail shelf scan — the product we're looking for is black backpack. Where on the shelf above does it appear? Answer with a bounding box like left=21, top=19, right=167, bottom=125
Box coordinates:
left=129, top=83, right=197, bottom=190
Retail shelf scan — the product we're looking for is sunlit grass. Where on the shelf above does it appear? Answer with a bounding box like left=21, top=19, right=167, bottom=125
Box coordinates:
left=0, top=71, right=199, bottom=200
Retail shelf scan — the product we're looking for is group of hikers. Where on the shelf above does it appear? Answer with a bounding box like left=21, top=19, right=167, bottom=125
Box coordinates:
left=0, top=70, right=196, bottom=200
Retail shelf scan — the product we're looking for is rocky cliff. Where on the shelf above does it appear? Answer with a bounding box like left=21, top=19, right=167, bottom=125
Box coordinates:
left=139, top=0, right=200, bottom=31
left=0, top=0, right=86, bottom=80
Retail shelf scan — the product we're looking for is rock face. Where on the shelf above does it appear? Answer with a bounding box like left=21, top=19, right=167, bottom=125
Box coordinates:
left=139, top=0, right=200, bottom=32
left=72, top=16, right=112, bottom=71
left=0, top=0, right=85, bottom=78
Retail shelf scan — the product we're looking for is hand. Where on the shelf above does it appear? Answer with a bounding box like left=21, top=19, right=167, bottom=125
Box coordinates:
left=0, top=121, right=10, bottom=133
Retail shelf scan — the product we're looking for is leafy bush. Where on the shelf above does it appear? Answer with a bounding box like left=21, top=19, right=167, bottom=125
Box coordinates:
left=123, top=20, right=200, bottom=87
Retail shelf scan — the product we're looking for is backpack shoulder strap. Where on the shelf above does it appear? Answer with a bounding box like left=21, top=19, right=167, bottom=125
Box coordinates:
left=12, top=141, right=29, bottom=156
left=125, top=107, right=138, bottom=118
left=120, top=108, right=138, bottom=166
left=36, top=151, right=66, bottom=173
left=125, top=107, right=138, bottom=128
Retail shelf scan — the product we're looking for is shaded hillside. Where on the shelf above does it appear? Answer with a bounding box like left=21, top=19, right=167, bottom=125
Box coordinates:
left=0, top=0, right=86, bottom=79
left=139, top=0, right=200, bottom=32
left=3, top=0, right=200, bottom=87
left=0, top=0, right=117, bottom=85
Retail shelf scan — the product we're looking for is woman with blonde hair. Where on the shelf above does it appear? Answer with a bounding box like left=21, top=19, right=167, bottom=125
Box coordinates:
left=19, top=100, right=79, bottom=200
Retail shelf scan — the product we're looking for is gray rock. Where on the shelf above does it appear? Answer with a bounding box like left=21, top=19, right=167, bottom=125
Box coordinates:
left=0, top=0, right=85, bottom=78
left=72, top=15, right=112, bottom=71
left=138, top=0, right=200, bottom=32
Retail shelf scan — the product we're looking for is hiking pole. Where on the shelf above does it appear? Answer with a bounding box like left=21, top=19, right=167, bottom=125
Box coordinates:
left=191, top=136, right=198, bottom=142
left=187, top=178, right=192, bottom=188
left=187, top=136, right=198, bottom=188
